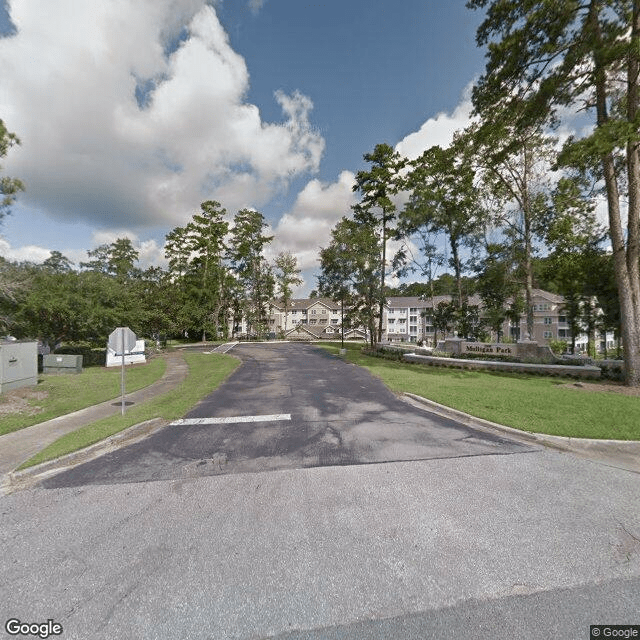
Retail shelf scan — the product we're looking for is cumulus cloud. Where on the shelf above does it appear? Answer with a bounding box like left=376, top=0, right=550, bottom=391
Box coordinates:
left=0, top=237, right=53, bottom=263
left=0, top=231, right=165, bottom=269
left=87, top=230, right=167, bottom=269
left=269, top=88, right=477, bottom=277
left=0, top=1, right=323, bottom=230
left=395, top=84, right=475, bottom=160
left=270, top=171, right=357, bottom=270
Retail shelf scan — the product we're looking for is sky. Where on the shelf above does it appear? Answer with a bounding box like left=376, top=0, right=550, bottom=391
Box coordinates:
left=0, top=0, right=489, bottom=294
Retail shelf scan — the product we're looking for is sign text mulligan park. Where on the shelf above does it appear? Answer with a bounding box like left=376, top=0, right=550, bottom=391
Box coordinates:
left=464, top=343, right=513, bottom=355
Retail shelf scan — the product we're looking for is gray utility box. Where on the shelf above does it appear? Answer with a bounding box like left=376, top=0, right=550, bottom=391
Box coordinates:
left=0, top=341, right=38, bottom=393
left=43, top=354, right=83, bottom=374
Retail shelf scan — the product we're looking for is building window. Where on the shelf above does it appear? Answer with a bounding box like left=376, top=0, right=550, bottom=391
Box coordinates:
left=309, top=319, right=317, bottom=325
left=544, top=330, right=553, bottom=339
left=410, top=326, right=417, bottom=334
left=311, top=309, right=317, bottom=315
left=319, top=318, right=327, bottom=324
left=388, top=318, right=395, bottom=324
left=410, top=308, right=418, bottom=313
left=398, top=318, right=406, bottom=324
left=410, top=316, right=417, bottom=323
left=544, top=317, right=553, bottom=325
left=558, top=316, right=566, bottom=323
left=331, top=319, right=339, bottom=324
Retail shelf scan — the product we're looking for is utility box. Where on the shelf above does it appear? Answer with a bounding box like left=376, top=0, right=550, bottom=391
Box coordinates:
left=43, top=354, right=83, bottom=374
left=0, top=340, right=38, bottom=393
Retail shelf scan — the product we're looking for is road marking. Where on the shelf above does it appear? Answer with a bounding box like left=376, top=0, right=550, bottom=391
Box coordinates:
left=212, top=342, right=238, bottom=353
left=170, top=414, right=291, bottom=426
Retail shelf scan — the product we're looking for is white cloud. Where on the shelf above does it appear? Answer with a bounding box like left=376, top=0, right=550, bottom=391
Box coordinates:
left=0, top=237, right=53, bottom=263
left=268, top=88, right=478, bottom=277
left=248, top=0, right=265, bottom=15
left=0, top=1, right=323, bottom=230
left=0, top=231, right=165, bottom=269
left=395, top=84, right=475, bottom=160
left=87, top=230, right=167, bottom=269
left=270, top=171, right=357, bottom=270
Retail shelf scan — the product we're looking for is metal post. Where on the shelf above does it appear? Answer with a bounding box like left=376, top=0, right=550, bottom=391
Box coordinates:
left=120, top=327, right=125, bottom=415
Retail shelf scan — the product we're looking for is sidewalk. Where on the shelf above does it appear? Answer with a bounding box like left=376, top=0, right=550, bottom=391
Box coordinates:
left=0, top=351, right=188, bottom=476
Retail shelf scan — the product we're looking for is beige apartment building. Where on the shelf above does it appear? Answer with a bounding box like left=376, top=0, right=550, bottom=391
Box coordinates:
left=384, top=289, right=610, bottom=350
left=244, top=289, right=610, bottom=349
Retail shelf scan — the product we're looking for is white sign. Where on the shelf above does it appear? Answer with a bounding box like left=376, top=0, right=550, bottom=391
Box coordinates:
left=108, top=327, right=137, bottom=354
left=106, top=339, right=146, bottom=367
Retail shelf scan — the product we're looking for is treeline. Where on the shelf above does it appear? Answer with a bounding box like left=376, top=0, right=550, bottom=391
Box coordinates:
left=320, top=1, right=640, bottom=385
left=0, top=201, right=302, bottom=348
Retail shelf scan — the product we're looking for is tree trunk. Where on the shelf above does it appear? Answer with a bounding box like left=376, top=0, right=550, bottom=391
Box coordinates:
left=451, top=235, right=463, bottom=307
left=378, top=212, right=387, bottom=343
left=590, top=0, right=640, bottom=384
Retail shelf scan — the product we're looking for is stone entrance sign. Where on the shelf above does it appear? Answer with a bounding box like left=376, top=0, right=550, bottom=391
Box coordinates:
left=443, top=338, right=555, bottom=363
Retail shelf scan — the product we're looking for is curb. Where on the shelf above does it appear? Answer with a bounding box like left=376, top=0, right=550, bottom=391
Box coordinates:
left=403, top=392, right=640, bottom=474
left=1, top=418, right=169, bottom=495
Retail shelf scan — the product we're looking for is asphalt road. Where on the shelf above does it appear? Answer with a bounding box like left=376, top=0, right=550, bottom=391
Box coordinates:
left=40, top=343, right=534, bottom=488
left=1, top=343, right=639, bottom=640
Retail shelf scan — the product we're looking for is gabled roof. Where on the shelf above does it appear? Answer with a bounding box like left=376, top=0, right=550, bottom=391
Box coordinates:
left=285, top=325, right=322, bottom=339
left=271, top=297, right=341, bottom=311
left=531, top=289, right=564, bottom=304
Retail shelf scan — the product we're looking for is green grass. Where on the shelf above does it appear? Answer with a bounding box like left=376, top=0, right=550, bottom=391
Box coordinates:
left=316, top=342, right=640, bottom=441
left=0, top=357, right=167, bottom=436
left=19, top=352, right=240, bottom=470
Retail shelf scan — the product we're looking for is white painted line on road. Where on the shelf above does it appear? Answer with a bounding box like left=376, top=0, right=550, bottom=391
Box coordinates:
left=170, top=414, right=291, bottom=426
left=212, top=342, right=238, bottom=353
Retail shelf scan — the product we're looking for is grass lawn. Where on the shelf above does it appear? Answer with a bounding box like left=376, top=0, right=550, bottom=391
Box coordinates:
left=0, top=357, right=167, bottom=437
left=19, top=352, right=240, bottom=470
left=316, top=342, right=640, bottom=441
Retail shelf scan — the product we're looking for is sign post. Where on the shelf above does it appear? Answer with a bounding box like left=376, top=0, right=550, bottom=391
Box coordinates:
left=108, top=327, right=137, bottom=415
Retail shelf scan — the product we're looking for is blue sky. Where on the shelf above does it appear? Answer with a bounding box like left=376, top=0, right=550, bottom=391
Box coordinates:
left=0, top=0, right=487, bottom=293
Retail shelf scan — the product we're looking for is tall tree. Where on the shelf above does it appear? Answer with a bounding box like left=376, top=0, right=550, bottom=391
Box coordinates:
left=542, top=176, right=607, bottom=353
left=352, top=143, right=406, bottom=343
left=400, top=141, right=483, bottom=307
left=0, top=119, right=25, bottom=222
left=468, top=0, right=640, bottom=383
left=187, top=200, right=230, bottom=341
left=274, top=251, right=303, bottom=333
left=460, top=123, right=555, bottom=340
left=108, top=238, right=139, bottom=282
left=42, top=251, right=74, bottom=273
left=227, top=209, right=274, bottom=338
left=319, top=217, right=381, bottom=347
left=475, top=243, right=521, bottom=342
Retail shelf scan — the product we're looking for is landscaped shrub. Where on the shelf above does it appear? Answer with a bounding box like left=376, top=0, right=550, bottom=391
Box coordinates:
left=548, top=339, right=568, bottom=356
left=54, top=344, right=106, bottom=367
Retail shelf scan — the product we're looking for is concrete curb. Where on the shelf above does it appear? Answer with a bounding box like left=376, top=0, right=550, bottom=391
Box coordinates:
left=1, top=417, right=169, bottom=495
left=403, top=392, right=640, bottom=474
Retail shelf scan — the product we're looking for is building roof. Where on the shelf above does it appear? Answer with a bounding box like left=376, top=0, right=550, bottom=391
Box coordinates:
left=271, top=297, right=341, bottom=311
left=531, top=289, right=564, bottom=304
left=386, top=294, right=482, bottom=309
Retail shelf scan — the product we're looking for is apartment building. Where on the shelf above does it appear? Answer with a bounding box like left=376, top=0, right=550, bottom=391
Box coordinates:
left=236, top=298, right=365, bottom=340
left=234, top=289, right=609, bottom=349
left=384, top=289, right=600, bottom=349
